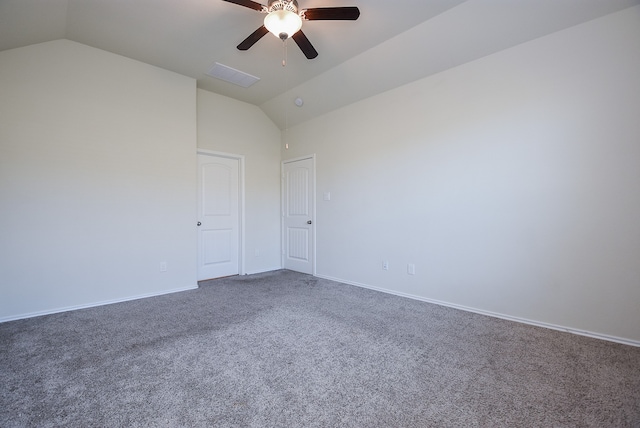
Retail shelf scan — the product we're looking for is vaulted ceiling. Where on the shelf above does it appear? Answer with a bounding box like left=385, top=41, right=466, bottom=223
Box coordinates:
left=2, top=0, right=638, bottom=128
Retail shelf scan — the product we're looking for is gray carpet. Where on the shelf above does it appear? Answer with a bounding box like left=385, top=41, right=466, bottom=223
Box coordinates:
left=1, top=270, right=639, bottom=427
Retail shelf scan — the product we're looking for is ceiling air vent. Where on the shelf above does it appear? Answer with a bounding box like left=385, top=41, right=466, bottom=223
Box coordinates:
left=206, top=62, right=260, bottom=88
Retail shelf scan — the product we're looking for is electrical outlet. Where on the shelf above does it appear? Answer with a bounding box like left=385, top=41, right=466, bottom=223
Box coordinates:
left=160, top=262, right=167, bottom=272
left=255, top=248, right=260, bottom=257
left=407, top=263, right=415, bottom=275
left=382, top=260, right=389, bottom=270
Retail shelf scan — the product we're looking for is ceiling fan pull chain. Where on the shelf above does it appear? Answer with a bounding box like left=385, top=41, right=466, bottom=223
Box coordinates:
left=282, top=39, right=287, bottom=67
left=283, top=39, right=290, bottom=149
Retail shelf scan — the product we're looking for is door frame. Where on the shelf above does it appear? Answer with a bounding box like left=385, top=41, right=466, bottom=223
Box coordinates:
left=281, top=154, right=316, bottom=276
left=197, top=149, right=246, bottom=276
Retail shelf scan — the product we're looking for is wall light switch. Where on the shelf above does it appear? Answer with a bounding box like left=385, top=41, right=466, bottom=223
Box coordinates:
left=407, top=264, right=415, bottom=275
left=323, top=192, right=331, bottom=201
left=160, top=262, right=167, bottom=272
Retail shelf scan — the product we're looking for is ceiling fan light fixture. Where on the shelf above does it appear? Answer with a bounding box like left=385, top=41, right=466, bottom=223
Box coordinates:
left=264, top=10, right=302, bottom=40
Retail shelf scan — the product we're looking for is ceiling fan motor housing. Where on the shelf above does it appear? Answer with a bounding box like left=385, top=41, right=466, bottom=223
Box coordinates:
left=267, top=0, right=299, bottom=14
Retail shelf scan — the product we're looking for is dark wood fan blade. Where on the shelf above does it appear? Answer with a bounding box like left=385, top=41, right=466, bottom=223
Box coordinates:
left=301, top=7, right=360, bottom=21
left=292, top=30, right=318, bottom=59
left=237, top=25, right=269, bottom=50
left=221, top=0, right=264, bottom=12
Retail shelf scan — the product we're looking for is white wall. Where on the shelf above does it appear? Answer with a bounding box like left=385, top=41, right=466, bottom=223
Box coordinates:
left=197, top=89, right=282, bottom=274
left=283, top=7, right=640, bottom=343
left=0, top=40, right=197, bottom=320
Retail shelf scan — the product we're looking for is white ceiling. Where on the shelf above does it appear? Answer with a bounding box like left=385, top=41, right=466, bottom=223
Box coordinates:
left=1, top=0, right=638, bottom=128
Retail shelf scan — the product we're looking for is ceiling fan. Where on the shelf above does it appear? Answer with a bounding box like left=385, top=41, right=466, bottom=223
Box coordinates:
left=222, top=0, right=360, bottom=59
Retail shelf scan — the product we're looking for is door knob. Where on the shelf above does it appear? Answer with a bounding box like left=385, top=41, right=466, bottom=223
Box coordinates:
left=197, top=221, right=202, bottom=226
left=307, top=220, right=312, bottom=225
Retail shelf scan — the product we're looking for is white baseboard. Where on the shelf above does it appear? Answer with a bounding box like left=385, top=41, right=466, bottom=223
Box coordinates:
left=315, top=274, right=640, bottom=348
left=0, top=284, right=198, bottom=324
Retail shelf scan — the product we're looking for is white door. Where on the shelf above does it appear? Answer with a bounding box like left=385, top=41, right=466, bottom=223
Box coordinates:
left=282, top=157, right=315, bottom=274
left=197, top=154, right=240, bottom=280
